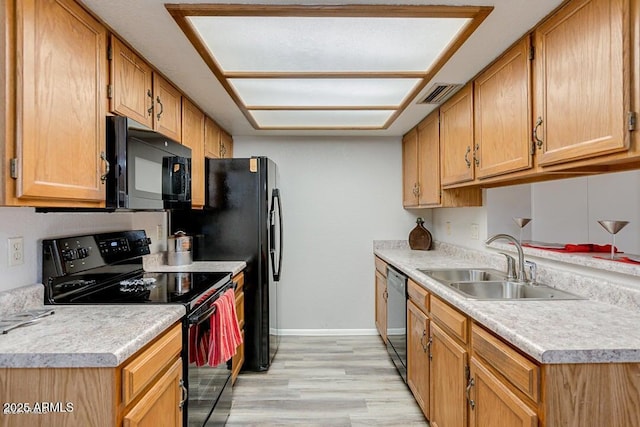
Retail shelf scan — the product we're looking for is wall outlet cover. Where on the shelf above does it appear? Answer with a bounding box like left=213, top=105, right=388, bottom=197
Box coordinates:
left=8, top=237, right=24, bottom=267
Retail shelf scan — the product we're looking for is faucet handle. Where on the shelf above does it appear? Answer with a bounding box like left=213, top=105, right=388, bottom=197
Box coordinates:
left=500, top=253, right=517, bottom=280
left=524, top=260, right=537, bottom=285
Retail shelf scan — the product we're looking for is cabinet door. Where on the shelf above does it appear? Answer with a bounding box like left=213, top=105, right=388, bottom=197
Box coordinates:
left=402, top=128, right=419, bottom=207
left=475, top=36, right=533, bottom=179
left=534, top=0, right=630, bottom=166
left=154, top=74, right=182, bottom=142
left=220, top=131, right=233, bottom=158
left=469, top=358, right=537, bottom=427
left=407, top=300, right=430, bottom=419
left=375, top=270, right=387, bottom=343
left=440, top=84, right=475, bottom=186
left=430, top=322, right=468, bottom=427
left=204, top=116, right=221, bottom=158
left=17, top=0, right=107, bottom=204
left=109, top=35, right=154, bottom=129
left=123, top=358, right=183, bottom=427
left=417, top=112, right=441, bottom=206
left=182, top=98, right=205, bottom=208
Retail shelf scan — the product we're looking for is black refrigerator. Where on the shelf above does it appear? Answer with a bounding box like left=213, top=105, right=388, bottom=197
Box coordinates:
left=170, top=157, right=283, bottom=371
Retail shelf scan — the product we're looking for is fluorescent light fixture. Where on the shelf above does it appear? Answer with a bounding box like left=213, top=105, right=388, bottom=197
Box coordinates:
left=168, top=5, right=492, bottom=130
left=228, top=78, right=422, bottom=107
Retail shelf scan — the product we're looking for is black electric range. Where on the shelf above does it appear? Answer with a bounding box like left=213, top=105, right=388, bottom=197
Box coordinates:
left=42, top=230, right=234, bottom=427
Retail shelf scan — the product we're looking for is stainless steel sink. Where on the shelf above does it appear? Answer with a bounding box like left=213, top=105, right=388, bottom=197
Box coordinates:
left=419, top=268, right=584, bottom=300
left=448, top=281, right=584, bottom=300
left=419, top=268, right=508, bottom=283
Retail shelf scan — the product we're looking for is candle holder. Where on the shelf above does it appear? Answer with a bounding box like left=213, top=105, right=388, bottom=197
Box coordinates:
left=597, top=220, right=629, bottom=260
left=512, top=217, right=532, bottom=245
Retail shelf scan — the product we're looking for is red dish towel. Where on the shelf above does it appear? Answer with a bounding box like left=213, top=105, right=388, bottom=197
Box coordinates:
left=208, top=289, right=243, bottom=367
left=189, top=320, right=211, bottom=367
left=523, top=243, right=620, bottom=253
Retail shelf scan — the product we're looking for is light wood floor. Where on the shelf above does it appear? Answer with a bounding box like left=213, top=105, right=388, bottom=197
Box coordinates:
left=227, top=335, right=429, bottom=426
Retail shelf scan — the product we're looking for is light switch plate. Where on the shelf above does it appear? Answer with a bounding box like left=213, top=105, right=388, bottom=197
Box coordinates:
left=470, top=223, right=479, bottom=240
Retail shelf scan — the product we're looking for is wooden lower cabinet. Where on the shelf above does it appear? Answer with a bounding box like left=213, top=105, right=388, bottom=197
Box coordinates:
left=429, top=322, right=468, bottom=427
left=231, top=272, right=245, bottom=384
left=0, top=323, right=183, bottom=427
left=407, top=299, right=430, bottom=419
left=468, top=357, right=537, bottom=427
left=123, top=358, right=183, bottom=427
left=374, top=258, right=388, bottom=343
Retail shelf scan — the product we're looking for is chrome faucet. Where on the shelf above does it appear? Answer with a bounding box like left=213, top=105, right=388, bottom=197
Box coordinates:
left=485, top=234, right=526, bottom=283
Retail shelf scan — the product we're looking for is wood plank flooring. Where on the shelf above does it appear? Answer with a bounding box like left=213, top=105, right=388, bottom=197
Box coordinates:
left=227, top=336, right=429, bottom=426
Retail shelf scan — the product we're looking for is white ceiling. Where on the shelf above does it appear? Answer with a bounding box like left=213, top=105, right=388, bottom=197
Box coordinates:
left=80, top=0, right=565, bottom=137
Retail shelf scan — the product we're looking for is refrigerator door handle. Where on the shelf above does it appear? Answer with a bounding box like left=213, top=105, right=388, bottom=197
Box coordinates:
left=270, top=188, right=283, bottom=282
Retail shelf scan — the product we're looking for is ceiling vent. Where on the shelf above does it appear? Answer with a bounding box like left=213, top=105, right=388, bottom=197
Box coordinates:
left=419, top=83, right=464, bottom=104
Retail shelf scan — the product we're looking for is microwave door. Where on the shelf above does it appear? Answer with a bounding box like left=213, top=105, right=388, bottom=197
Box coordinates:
left=126, top=139, right=167, bottom=210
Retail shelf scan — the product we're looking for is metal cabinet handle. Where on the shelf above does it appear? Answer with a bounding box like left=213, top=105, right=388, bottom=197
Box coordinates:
left=100, top=152, right=110, bottom=183
left=420, top=330, right=427, bottom=352
left=220, top=143, right=226, bottom=157
left=383, top=290, right=388, bottom=301
left=147, top=89, right=153, bottom=117
left=179, top=378, right=188, bottom=410
left=466, top=376, right=476, bottom=410
left=464, top=146, right=471, bottom=168
left=533, top=116, right=544, bottom=149
left=473, top=143, right=480, bottom=166
left=156, top=96, right=164, bottom=121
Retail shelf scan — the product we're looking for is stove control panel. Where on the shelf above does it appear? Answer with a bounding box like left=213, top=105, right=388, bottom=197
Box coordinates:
left=43, top=230, right=152, bottom=278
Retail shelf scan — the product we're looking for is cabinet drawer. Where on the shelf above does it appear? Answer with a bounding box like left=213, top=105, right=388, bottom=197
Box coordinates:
left=407, top=279, right=429, bottom=313
left=430, top=296, right=468, bottom=344
left=122, top=323, right=182, bottom=406
left=375, top=257, right=388, bottom=276
left=472, top=324, right=539, bottom=402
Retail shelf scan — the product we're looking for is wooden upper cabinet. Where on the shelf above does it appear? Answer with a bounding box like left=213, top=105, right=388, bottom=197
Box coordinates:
left=182, top=98, right=205, bottom=208
left=204, top=116, right=222, bottom=159
left=220, top=130, right=233, bottom=158
left=15, top=0, right=107, bottom=205
left=109, top=36, right=182, bottom=142
left=440, top=84, right=475, bottom=186
left=417, top=113, right=441, bottom=206
left=474, top=36, right=533, bottom=179
left=153, top=74, right=182, bottom=143
left=533, top=0, right=630, bottom=166
left=109, top=35, right=153, bottom=129
left=402, top=128, right=419, bottom=207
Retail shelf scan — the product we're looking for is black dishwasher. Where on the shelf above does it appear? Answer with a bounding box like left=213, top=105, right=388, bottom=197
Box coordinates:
left=386, top=266, right=407, bottom=382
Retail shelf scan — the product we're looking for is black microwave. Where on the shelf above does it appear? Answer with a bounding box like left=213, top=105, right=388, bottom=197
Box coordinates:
left=105, top=116, right=191, bottom=210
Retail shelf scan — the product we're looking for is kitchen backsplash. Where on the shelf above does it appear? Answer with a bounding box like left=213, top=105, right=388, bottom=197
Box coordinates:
left=0, top=207, right=166, bottom=292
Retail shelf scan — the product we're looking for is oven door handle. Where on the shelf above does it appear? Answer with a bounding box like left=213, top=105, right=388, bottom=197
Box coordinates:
left=188, top=305, right=217, bottom=326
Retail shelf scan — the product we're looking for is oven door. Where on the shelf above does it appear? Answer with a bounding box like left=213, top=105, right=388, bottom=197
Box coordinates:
left=185, top=298, right=232, bottom=426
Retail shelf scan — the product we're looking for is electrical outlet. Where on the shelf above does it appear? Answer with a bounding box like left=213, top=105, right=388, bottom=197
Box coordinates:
left=470, top=223, right=479, bottom=240
left=446, top=221, right=452, bottom=236
left=8, top=237, right=24, bottom=267
left=156, top=224, right=164, bottom=241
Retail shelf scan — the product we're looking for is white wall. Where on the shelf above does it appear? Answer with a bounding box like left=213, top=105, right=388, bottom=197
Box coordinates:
left=432, top=206, right=488, bottom=250
left=485, top=170, right=640, bottom=254
left=233, top=136, right=431, bottom=333
left=0, top=208, right=166, bottom=292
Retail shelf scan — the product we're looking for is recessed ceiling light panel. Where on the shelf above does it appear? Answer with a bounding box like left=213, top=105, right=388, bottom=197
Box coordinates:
left=250, top=110, right=395, bottom=128
left=228, top=78, right=422, bottom=107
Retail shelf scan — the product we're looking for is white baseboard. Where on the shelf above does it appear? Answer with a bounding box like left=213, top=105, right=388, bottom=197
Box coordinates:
left=276, top=329, right=379, bottom=336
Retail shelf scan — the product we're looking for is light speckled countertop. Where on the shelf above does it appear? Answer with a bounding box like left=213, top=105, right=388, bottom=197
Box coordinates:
left=143, top=253, right=246, bottom=276
left=374, top=245, right=640, bottom=364
left=0, top=304, right=185, bottom=368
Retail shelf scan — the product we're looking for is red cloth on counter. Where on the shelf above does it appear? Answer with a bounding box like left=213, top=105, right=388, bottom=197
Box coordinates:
left=523, top=243, right=620, bottom=253
left=207, top=288, right=243, bottom=367
left=593, top=256, right=640, bottom=265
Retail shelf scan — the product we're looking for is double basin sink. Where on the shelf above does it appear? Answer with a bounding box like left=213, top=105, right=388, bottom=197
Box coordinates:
left=419, top=268, right=583, bottom=301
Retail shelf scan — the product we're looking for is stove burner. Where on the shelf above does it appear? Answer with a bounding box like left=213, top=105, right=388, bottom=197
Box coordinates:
left=119, top=277, right=157, bottom=293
